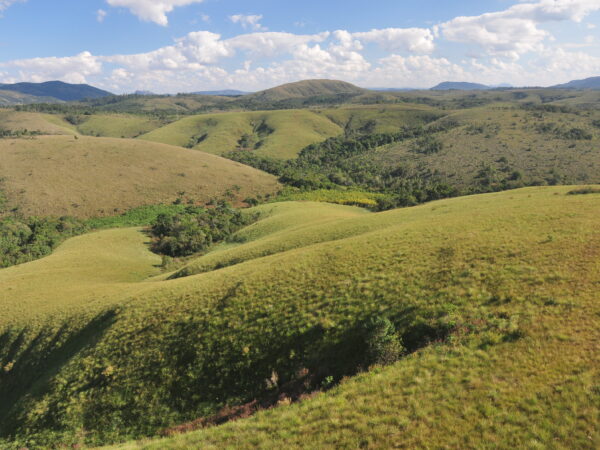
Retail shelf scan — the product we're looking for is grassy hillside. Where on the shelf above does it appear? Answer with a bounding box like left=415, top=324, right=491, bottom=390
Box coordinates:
left=0, top=135, right=280, bottom=217
left=138, top=105, right=443, bottom=159
left=79, top=94, right=233, bottom=114
left=360, top=104, right=600, bottom=188
left=0, top=187, right=598, bottom=448
left=139, top=109, right=343, bottom=159
left=0, top=110, right=76, bottom=135
left=245, top=79, right=366, bottom=102
left=320, top=104, right=443, bottom=134
left=75, top=114, right=167, bottom=139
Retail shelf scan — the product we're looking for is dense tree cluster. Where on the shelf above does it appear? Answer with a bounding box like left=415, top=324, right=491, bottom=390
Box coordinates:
left=226, top=125, right=460, bottom=211
left=150, top=202, right=256, bottom=257
left=0, top=216, right=86, bottom=268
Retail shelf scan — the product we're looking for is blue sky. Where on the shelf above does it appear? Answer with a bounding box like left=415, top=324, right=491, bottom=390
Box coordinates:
left=0, top=0, right=599, bottom=93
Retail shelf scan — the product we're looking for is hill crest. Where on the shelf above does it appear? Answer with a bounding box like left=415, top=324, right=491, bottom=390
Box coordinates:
left=553, top=76, right=600, bottom=89
left=246, top=79, right=366, bottom=102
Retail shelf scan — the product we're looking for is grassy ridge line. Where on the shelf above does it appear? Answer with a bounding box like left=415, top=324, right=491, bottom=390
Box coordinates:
left=1, top=187, right=599, bottom=448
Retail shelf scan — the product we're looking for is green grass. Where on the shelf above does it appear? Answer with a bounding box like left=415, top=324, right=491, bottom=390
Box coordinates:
left=85, top=204, right=189, bottom=229
left=0, top=187, right=599, bottom=449
left=139, top=109, right=343, bottom=159
left=273, top=188, right=385, bottom=207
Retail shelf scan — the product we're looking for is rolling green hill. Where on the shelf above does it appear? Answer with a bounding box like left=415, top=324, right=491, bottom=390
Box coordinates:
left=138, top=109, right=344, bottom=159
left=0, top=187, right=598, bottom=448
left=137, top=105, right=443, bottom=159
left=0, top=135, right=280, bottom=217
left=245, top=79, right=366, bottom=102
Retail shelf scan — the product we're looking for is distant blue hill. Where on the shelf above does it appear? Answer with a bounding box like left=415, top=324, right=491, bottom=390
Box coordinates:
left=431, top=81, right=490, bottom=91
left=0, top=81, right=112, bottom=101
left=552, top=76, right=600, bottom=89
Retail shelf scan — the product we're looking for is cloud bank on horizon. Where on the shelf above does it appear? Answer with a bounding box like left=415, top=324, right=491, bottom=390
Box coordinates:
left=0, top=0, right=599, bottom=93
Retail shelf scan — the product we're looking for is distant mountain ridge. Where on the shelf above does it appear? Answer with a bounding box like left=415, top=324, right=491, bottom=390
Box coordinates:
left=552, top=76, right=600, bottom=89
left=0, top=81, right=112, bottom=101
left=431, top=81, right=490, bottom=91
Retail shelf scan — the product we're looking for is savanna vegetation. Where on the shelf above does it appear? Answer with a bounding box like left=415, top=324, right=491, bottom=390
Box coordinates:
left=0, top=135, right=279, bottom=218
left=0, top=187, right=598, bottom=449
left=1, top=80, right=600, bottom=449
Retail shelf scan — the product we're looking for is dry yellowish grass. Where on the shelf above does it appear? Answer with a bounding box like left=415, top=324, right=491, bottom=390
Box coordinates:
left=0, top=135, right=280, bottom=217
left=369, top=105, right=600, bottom=187
left=0, top=110, right=76, bottom=135
left=77, top=114, right=166, bottom=139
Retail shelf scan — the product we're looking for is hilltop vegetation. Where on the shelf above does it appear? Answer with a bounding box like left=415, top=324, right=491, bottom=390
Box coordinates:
left=243, top=79, right=366, bottom=102
left=0, top=135, right=279, bottom=218
left=0, top=187, right=598, bottom=449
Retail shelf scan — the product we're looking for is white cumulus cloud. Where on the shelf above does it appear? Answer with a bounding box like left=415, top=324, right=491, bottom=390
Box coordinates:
left=229, top=14, right=266, bottom=31
left=441, top=0, right=600, bottom=59
left=106, top=0, right=205, bottom=26
left=1, top=51, right=102, bottom=84
left=353, top=28, right=436, bottom=53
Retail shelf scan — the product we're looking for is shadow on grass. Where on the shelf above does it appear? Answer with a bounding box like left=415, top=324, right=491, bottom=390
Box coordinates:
left=0, top=309, right=117, bottom=438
